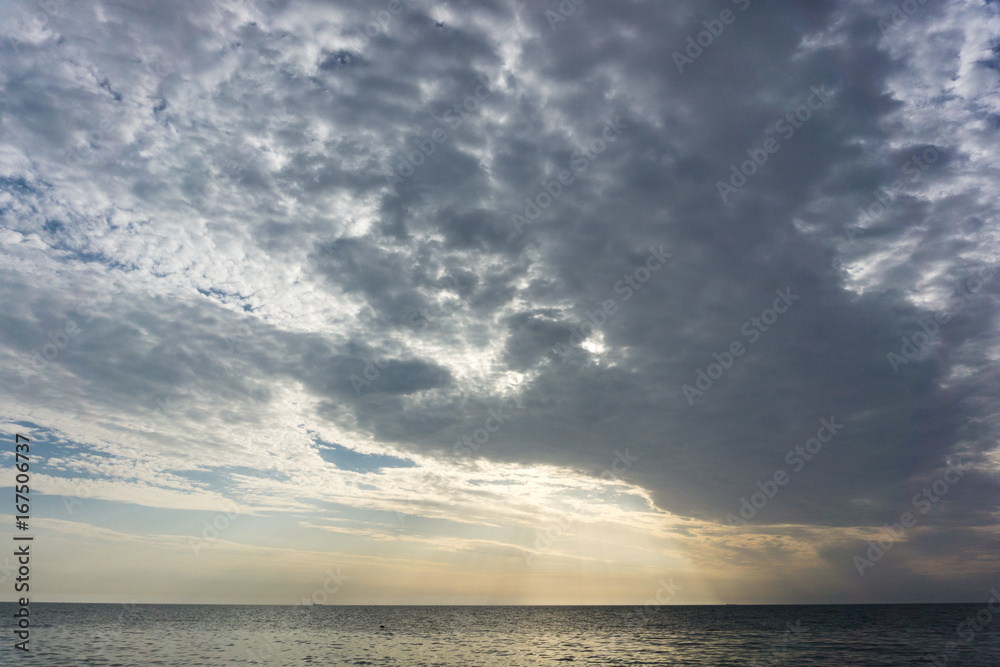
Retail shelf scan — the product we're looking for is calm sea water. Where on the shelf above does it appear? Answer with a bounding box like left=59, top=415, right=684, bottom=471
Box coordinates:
left=1, top=603, right=998, bottom=665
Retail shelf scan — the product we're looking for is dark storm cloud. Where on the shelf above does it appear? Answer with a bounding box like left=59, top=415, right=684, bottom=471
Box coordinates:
left=277, top=0, right=999, bottom=539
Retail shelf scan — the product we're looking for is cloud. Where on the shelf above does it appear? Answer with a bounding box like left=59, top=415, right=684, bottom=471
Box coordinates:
left=0, top=0, right=998, bottom=603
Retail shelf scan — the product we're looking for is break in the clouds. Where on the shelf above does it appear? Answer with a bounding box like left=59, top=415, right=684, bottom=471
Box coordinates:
left=0, top=0, right=998, bottom=604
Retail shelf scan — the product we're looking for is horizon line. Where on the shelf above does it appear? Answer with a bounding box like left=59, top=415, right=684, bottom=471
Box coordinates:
left=0, top=601, right=987, bottom=606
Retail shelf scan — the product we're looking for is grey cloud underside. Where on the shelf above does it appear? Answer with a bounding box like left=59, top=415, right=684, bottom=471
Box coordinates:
left=1, top=0, right=999, bottom=592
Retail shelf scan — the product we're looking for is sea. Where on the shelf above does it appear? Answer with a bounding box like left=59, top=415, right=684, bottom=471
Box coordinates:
left=1, top=603, right=998, bottom=665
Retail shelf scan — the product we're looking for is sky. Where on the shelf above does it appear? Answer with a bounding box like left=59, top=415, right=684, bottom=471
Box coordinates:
left=0, top=0, right=998, bottom=606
